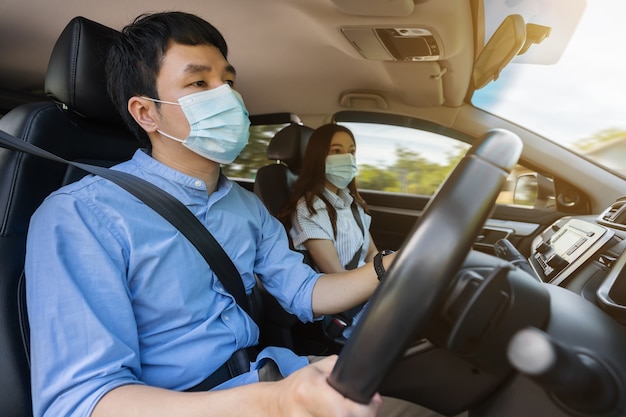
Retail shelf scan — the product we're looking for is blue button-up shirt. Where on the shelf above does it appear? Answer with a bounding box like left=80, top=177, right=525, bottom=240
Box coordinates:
left=25, top=150, right=320, bottom=417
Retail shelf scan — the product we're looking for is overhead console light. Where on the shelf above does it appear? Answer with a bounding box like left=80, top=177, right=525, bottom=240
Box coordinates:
left=331, top=0, right=415, bottom=17
left=341, top=27, right=443, bottom=61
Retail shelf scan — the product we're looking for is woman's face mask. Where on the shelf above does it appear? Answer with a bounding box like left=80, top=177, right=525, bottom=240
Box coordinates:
left=145, top=84, right=250, bottom=164
left=325, top=153, right=357, bottom=189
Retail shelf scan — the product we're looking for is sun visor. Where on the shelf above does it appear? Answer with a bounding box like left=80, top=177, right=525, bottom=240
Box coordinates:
left=472, top=14, right=527, bottom=90
left=484, top=0, right=586, bottom=65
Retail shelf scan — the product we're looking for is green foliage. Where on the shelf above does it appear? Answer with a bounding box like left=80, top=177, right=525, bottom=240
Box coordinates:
left=357, top=164, right=399, bottom=191
left=358, top=145, right=469, bottom=196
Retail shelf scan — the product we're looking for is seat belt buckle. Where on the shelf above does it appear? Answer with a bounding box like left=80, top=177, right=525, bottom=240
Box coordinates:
left=325, top=316, right=349, bottom=339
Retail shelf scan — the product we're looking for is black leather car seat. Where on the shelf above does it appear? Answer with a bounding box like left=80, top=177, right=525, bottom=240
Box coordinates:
left=253, top=123, right=313, bottom=217
left=0, top=17, right=137, bottom=417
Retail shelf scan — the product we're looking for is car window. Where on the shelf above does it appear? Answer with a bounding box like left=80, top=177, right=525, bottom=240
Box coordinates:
left=227, top=113, right=555, bottom=209
left=337, top=121, right=469, bottom=196
left=335, top=113, right=555, bottom=209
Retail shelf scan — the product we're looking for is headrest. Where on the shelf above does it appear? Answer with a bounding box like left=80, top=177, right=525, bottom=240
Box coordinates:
left=44, top=16, right=122, bottom=125
left=266, top=124, right=313, bottom=174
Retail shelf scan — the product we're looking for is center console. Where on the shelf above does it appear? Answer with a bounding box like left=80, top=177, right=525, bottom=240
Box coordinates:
left=530, top=218, right=613, bottom=285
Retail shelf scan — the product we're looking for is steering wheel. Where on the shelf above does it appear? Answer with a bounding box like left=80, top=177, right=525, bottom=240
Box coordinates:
left=328, top=128, right=523, bottom=403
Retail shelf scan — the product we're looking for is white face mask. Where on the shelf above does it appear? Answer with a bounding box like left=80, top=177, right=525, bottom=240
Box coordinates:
left=325, top=153, right=357, bottom=189
left=145, top=84, right=251, bottom=164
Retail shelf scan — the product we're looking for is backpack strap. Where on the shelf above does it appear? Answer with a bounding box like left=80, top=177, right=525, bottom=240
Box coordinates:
left=344, top=200, right=365, bottom=270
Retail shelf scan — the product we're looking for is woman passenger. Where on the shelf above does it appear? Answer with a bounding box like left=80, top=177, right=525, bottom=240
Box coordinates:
left=279, top=123, right=387, bottom=339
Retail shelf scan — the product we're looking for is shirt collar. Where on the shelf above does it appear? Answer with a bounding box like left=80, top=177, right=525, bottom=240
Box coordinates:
left=132, top=149, right=232, bottom=194
left=322, top=186, right=353, bottom=208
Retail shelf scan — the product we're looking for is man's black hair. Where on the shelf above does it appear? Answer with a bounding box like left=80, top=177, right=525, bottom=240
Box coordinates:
left=105, top=11, right=229, bottom=148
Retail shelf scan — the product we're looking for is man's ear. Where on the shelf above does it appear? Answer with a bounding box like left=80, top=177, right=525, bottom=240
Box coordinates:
left=128, top=97, right=158, bottom=133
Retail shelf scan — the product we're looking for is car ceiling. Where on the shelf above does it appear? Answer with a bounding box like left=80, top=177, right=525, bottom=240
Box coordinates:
left=0, top=0, right=477, bottom=118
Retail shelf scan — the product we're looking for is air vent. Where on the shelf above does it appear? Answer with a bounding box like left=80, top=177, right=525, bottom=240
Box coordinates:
left=598, top=197, right=626, bottom=229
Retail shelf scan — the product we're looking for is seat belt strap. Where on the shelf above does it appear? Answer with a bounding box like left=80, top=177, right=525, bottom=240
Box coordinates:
left=185, top=348, right=252, bottom=392
left=0, top=129, right=252, bottom=317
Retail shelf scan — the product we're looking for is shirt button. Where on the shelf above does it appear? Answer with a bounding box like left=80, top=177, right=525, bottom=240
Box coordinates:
left=223, top=315, right=230, bottom=321
left=195, top=180, right=202, bottom=187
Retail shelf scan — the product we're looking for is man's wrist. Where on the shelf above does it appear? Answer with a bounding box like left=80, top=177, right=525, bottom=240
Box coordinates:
left=373, top=250, right=394, bottom=281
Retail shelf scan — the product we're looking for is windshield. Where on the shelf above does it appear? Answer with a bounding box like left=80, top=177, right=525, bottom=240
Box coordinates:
left=472, top=0, right=626, bottom=175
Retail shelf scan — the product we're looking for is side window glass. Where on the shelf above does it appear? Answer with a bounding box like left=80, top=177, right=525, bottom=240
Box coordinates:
left=336, top=116, right=555, bottom=210
left=226, top=112, right=556, bottom=211
left=337, top=121, right=470, bottom=196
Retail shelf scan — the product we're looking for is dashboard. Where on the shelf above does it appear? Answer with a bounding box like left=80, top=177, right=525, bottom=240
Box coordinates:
left=528, top=197, right=626, bottom=326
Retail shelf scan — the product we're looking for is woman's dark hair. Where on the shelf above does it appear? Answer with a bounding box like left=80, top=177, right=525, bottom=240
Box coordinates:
left=105, top=12, right=228, bottom=148
left=278, top=123, right=369, bottom=238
